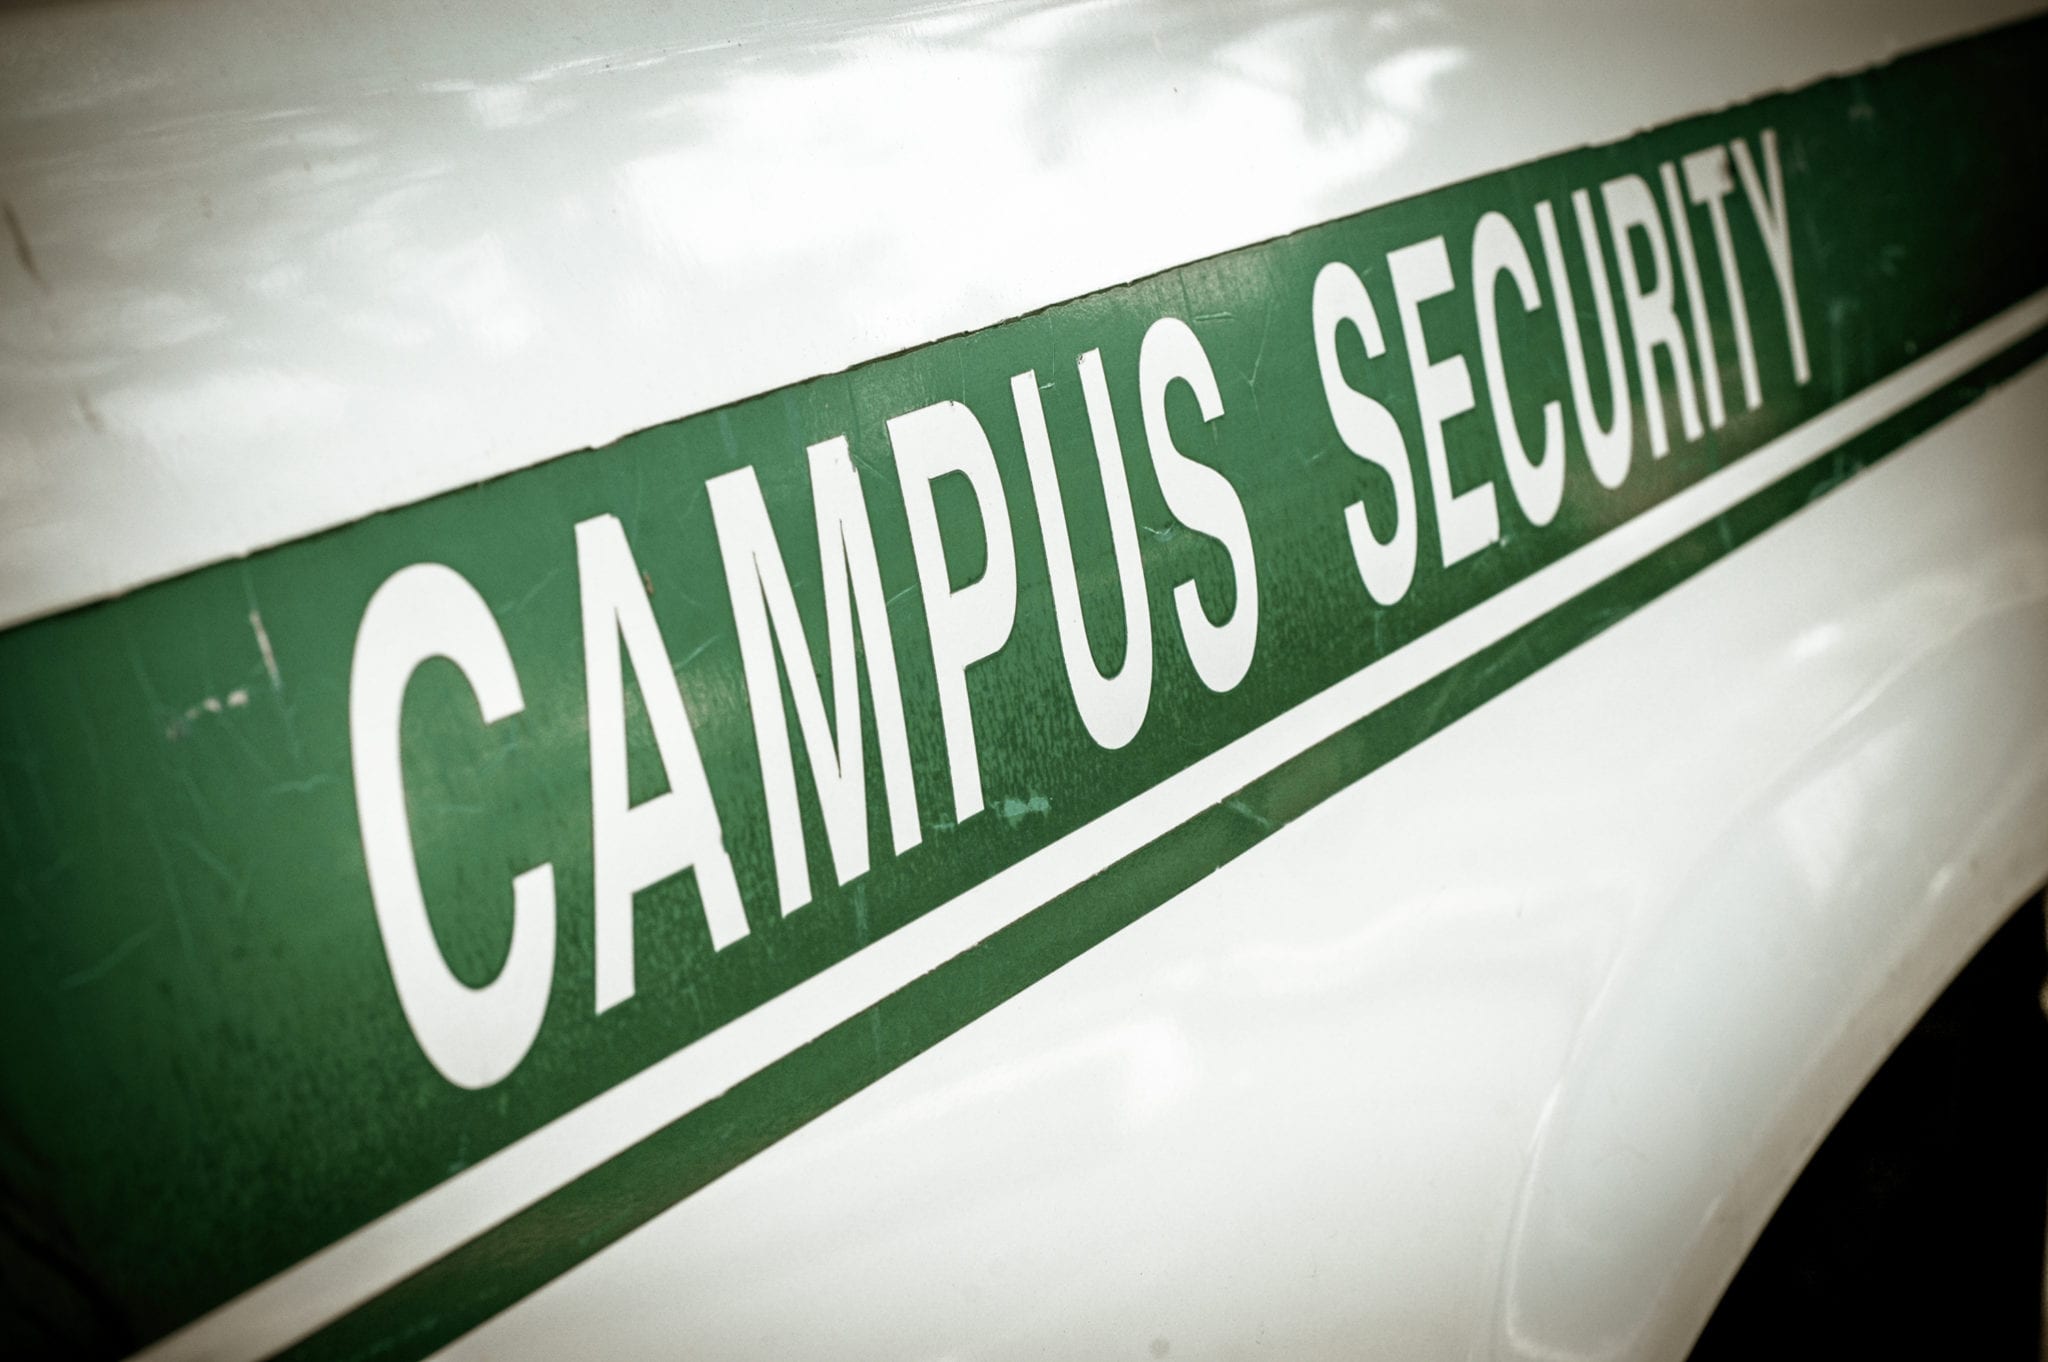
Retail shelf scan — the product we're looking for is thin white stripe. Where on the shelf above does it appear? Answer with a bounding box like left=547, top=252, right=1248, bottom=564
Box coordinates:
left=132, top=286, right=2048, bottom=1362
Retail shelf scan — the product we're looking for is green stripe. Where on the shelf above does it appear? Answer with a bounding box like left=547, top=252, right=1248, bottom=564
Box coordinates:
left=2, top=16, right=2045, bottom=1359
left=281, top=319, right=2048, bottom=1362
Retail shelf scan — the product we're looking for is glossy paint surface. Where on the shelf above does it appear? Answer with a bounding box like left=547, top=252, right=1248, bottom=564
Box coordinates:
left=0, top=0, right=2039, bottom=628
left=2, top=2, right=2045, bottom=1360
left=438, top=355, right=2048, bottom=1362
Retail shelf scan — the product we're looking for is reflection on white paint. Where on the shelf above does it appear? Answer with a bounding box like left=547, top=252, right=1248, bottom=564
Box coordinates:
left=6, top=0, right=2036, bottom=626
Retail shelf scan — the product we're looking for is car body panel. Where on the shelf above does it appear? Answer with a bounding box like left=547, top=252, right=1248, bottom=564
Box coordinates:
left=0, top=4, right=2043, bottom=1361
left=435, top=356, right=2048, bottom=1362
left=0, top=0, right=2038, bottom=627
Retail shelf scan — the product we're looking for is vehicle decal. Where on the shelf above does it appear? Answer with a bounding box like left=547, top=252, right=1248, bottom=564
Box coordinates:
left=3, top=16, right=2045, bottom=1362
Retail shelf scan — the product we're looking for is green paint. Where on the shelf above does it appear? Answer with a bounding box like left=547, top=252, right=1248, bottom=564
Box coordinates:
left=2, top=18, right=2046, bottom=1359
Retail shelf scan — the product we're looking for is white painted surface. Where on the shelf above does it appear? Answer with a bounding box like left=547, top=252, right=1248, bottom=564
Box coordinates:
left=9, top=2, right=2043, bottom=1358
left=437, top=351, right=2048, bottom=1362
left=132, top=286, right=2048, bottom=1362
left=0, top=0, right=2038, bottom=627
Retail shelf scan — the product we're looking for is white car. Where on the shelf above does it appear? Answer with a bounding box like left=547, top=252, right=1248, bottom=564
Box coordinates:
left=1, top=1, right=2043, bottom=1358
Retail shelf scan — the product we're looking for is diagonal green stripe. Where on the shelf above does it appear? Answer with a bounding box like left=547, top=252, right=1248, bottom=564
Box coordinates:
left=2, top=13, right=2045, bottom=1360
left=280, top=325, right=2048, bottom=1362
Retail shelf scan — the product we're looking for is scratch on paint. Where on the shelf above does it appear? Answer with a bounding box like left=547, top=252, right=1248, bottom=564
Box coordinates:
left=58, top=928, right=157, bottom=991
left=1237, top=298, right=1275, bottom=417
left=501, top=567, right=562, bottom=616
left=847, top=443, right=886, bottom=481
left=249, top=608, right=283, bottom=690
left=268, top=773, right=339, bottom=796
left=675, top=630, right=721, bottom=671
left=1222, top=796, right=1276, bottom=834
left=482, top=731, right=523, bottom=772
left=3, top=710, right=55, bottom=831
left=142, top=817, right=195, bottom=967
left=1475, top=633, right=1537, bottom=692
left=1417, top=670, right=1458, bottom=736
left=996, top=794, right=1051, bottom=829
left=165, top=754, right=216, bottom=823
left=1246, top=306, right=1270, bottom=391
left=850, top=885, right=871, bottom=948
left=3, top=200, right=47, bottom=292
left=244, top=574, right=306, bottom=763
left=180, top=835, right=253, bottom=912
left=164, top=688, right=253, bottom=741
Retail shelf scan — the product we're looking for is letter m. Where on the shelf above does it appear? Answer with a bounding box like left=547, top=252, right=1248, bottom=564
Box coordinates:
left=707, top=438, right=921, bottom=915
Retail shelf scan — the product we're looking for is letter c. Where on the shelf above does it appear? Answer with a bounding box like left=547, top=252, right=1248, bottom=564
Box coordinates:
left=350, top=563, right=555, bottom=1089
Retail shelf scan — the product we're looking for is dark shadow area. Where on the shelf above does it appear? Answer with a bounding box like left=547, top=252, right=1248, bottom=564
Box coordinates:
left=1690, top=892, right=2048, bottom=1360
